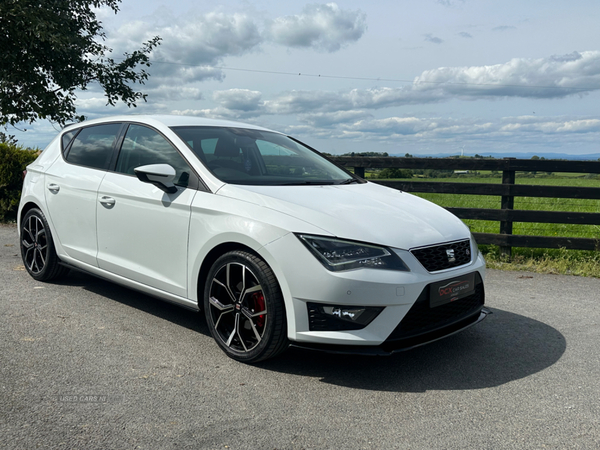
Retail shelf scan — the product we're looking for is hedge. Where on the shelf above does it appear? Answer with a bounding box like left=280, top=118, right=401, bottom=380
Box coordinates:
left=0, top=142, right=40, bottom=222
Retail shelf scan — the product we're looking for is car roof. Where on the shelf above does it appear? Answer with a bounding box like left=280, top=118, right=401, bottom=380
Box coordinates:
left=62, top=115, right=278, bottom=133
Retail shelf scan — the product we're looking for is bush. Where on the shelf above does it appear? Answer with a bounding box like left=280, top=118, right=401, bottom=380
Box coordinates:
left=378, top=168, right=413, bottom=179
left=0, top=142, right=39, bottom=222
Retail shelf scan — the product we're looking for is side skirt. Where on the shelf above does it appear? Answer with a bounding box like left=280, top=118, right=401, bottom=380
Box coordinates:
left=58, top=259, right=200, bottom=312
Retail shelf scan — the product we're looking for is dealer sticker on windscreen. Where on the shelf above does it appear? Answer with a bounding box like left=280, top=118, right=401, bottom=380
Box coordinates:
left=430, top=272, right=476, bottom=308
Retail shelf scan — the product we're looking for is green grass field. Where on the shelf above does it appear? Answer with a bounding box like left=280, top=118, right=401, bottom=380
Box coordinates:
left=368, top=173, right=600, bottom=277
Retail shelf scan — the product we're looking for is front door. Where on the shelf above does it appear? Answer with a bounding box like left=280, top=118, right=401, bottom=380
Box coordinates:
left=96, top=124, right=197, bottom=297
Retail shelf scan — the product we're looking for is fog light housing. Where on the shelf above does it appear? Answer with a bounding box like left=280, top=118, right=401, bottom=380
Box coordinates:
left=307, top=302, right=384, bottom=331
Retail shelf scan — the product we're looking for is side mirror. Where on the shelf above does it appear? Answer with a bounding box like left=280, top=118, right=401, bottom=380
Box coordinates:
left=134, top=164, right=178, bottom=194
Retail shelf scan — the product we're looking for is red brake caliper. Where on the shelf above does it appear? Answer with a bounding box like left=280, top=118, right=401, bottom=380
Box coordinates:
left=251, top=292, right=266, bottom=328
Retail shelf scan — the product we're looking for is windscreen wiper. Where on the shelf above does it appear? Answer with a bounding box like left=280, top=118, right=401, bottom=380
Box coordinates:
left=280, top=181, right=336, bottom=185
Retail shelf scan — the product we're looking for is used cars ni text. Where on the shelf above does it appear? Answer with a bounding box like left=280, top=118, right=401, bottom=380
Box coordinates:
left=18, top=115, right=488, bottom=362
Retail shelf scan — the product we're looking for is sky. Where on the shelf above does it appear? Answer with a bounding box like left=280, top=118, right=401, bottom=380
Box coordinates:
left=11, top=0, right=600, bottom=156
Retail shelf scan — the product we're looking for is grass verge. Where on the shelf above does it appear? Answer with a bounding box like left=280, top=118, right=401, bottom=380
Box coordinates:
left=481, top=246, right=600, bottom=278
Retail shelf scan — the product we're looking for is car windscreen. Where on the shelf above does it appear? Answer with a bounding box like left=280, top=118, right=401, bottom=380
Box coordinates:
left=170, top=126, right=355, bottom=186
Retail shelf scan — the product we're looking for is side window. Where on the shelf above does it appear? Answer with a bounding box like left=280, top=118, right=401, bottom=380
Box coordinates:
left=61, top=129, right=78, bottom=156
left=116, top=124, right=192, bottom=187
left=66, top=124, right=121, bottom=170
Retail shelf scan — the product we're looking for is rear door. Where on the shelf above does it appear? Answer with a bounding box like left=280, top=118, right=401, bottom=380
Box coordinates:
left=96, top=124, right=198, bottom=297
left=44, top=123, right=123, bottom=266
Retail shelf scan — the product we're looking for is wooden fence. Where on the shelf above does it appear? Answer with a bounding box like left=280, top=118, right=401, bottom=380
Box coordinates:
left=330, top=156, right=600, bottom=256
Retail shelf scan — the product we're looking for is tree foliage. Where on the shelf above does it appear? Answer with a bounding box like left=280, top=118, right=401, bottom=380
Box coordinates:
left=378, top=168, right=413, bottom=179
left=0, top=0, right=161, bottom=126
left=0, top=141, right=39, bottom=221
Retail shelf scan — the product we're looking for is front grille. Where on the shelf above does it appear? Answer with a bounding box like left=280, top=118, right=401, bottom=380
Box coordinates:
left=385, top=272, right=484, bottom=343
left=411, top=239, right=472, bottom=272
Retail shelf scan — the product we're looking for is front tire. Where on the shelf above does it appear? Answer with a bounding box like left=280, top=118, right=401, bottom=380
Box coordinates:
left=204, top=250, right=288, bottom=363
left=20, top=208, right=69, bottom=281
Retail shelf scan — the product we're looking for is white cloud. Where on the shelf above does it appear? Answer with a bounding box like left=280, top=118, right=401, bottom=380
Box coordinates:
left=103, top=4, right=368, bottom=102
left=499, top=117, right=600, bottom=134
left=197, top=51, right=600, bottom=121
left=147, top=86, right=204, bottom=101
left=268, top=3, right=367, bottom=52
left=75, top=97, right=132, bottom=115
left=344, top=117, right=431, bottom=135
left=331, top=116, right=600, bottom=145
left=154, top=13, right=262, bottom=64
left=270, top=114, right=599, bottom=156
left=298, top=110, right=372, bottom=128
left=107, top=13, right=261, bottom=87
left=213, top=89, right=263, bottom=112
left=413, top=51, right=600, bottom=99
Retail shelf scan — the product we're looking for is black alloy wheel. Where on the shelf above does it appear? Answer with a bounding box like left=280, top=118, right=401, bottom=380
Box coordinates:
left=204, top=250, right=288, bottom=363
left=20, top=208, right=69, bottom=281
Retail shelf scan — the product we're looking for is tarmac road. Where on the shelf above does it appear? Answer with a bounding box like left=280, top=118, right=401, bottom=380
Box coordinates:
left=1, top=222, right=599, bottom=449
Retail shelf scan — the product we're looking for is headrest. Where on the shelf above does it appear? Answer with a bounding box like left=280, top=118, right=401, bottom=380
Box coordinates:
left=214, top=137, right=240, bottom=158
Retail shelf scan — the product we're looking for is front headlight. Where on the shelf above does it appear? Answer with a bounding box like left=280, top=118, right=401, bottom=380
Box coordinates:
left=296, top=234, right=409, bottom=272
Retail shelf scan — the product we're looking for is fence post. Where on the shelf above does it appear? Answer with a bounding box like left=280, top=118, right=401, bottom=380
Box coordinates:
left=354, top=166, right=365, bottom=178
left=500, top=158, right=516, bottom=259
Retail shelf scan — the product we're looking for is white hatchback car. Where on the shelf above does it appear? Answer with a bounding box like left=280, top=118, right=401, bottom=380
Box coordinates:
left=18, top=115, right=488, bottom=362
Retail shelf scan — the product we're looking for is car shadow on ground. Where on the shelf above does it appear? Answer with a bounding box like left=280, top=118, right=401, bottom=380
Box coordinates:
left=55, top=269, right=211, bottom=337
left=55, top=270, right=566, bottom=393
left=256, top=308, right=566, bottom=392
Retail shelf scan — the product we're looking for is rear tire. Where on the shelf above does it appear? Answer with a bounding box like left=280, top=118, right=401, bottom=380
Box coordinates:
left=204, top=250, right=288, bottom=363
left=20, top=208, right=69, bottom=281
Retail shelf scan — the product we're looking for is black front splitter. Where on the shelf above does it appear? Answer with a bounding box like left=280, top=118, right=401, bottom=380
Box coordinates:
left=289, top=308, right=491, bottom=356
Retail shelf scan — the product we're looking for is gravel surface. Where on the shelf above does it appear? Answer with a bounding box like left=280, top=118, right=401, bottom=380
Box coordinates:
left=1, top=222, right=599, bottom=449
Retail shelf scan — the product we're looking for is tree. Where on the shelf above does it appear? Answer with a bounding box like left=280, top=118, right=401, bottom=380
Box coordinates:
left=0, top=140, right=39, bottom=221
left=378, top=168, right=413, bottom=179
left=0, top=0, right=161, bottom=126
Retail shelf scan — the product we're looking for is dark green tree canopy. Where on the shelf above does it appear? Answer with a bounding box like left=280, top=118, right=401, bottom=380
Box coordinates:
left=0, top=0, right=160, bottom=126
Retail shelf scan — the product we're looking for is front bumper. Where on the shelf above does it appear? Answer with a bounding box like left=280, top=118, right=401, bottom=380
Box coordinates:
left=290, top=271, right=488, bottom=355
left=263, top=233, right=488, bottom=348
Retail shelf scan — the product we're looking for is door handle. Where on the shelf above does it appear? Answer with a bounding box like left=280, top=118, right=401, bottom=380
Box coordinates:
left=99, top=196, right=116, bottom=207
left=47, top=183, right=60, bottom=193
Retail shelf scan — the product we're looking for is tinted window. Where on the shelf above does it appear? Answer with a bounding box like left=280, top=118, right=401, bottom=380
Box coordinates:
left=115, top=124, right=192, bottom=187
left=61, top=130, right=78, bottom=155
left=66, top=124, right=121, bottom=170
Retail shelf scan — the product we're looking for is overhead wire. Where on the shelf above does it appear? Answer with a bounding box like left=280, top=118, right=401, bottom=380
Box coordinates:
left=147, top=60, right=597, bottom=92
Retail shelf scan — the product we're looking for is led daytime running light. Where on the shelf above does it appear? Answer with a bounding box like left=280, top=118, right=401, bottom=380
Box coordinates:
left=297, top=234, right=409, bottom=272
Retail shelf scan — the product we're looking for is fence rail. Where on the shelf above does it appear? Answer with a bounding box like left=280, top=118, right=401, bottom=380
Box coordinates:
left=330, top=156, right=600, bottom=256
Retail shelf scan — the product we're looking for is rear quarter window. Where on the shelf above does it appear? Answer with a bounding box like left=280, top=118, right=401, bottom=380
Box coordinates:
left=65, top=123, right=121, bottom=170
left=61, top=130, right=78, bottom=156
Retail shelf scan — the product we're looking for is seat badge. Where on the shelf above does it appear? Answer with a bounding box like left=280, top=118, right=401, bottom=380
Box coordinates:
left=446, top=249, right=456, bottom=263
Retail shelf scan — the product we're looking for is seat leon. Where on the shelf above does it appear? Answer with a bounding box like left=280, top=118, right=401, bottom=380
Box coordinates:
left=18, top=115, right=488, bottom=362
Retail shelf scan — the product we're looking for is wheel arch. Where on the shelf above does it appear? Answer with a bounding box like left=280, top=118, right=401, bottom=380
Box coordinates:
left=196, top=242, right=262, bottom=302
left=194, top=238, right=296, bottom=337
left=18, top=201, right=41, bottom=232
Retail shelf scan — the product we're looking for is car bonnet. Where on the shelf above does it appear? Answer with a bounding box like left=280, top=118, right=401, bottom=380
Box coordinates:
left=216, top=181, right=470, bottom=250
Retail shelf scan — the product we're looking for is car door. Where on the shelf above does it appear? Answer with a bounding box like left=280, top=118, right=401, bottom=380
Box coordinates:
left=96, top=124, right=198, bottom=297
left=44, top=123, right=123, bottom=266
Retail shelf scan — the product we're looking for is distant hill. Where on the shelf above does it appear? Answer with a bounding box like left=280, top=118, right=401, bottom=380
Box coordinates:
left=390, top=152, right=600, bottom=161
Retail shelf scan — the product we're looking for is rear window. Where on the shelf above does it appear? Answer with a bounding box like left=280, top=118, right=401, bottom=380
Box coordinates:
left=65, top=123, right=121, bottom=170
